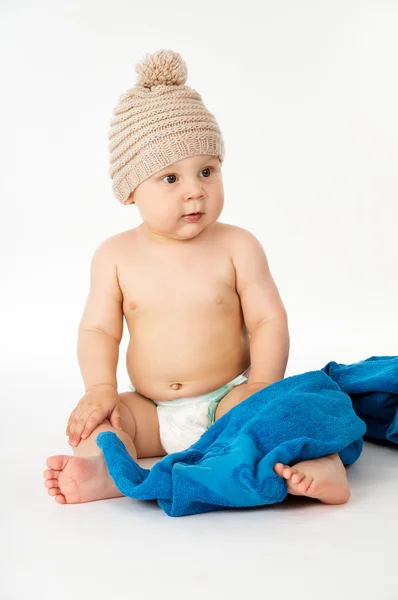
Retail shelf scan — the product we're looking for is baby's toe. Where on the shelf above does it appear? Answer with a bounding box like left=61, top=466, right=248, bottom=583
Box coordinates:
left=273, top=463, right=286, bottom=477
left=44, top=479, right=58, bottom=489
left=46, top=455, right=65, bottom=471
left=282, top=466, right=296, bottom=479
left=296, top=475, right=314, bottom=492
left=43, top=468, right=59, bottom=480
left=55, top=494, right=66, bottom=504
left=48, top=487, right=66, bottom=503
left=291, top=471, right=306, bottom=485
left=274, top=463, right=298, bottom=480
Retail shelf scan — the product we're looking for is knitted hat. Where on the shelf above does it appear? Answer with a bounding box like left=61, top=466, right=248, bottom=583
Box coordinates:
left=108, top=49, right=226, bottom=204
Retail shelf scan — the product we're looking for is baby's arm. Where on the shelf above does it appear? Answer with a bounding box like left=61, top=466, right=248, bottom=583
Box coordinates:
left=231, top=228, right=290, bottom=386
left=66, top=238, right=125, bottom=446
left=77, top=237, right=124, bottom=392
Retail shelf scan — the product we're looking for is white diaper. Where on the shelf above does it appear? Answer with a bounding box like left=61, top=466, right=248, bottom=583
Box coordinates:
left=128, top=367, right=250, bottom=454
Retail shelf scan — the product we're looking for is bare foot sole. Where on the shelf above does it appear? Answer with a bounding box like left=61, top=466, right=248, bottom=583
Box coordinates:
left=43, top=454, right=123, bottom=504
left=273, top=453, right=350, bottom=505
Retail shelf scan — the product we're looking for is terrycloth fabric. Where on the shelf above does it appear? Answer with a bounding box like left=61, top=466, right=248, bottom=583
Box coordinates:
left=321, top=355, right=398, bottom=444
left=97, top=366, right=371, bottom=517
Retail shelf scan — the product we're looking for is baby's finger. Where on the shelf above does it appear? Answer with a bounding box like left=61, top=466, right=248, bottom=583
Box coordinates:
left=79, top=408, right=105, bottom=441
left=66, top=409, right=77, bottom=436
left=67, top=409, right=81, bottom=442
left=110, top=405, right=122, bottom=430
left=68, top=409, right=87, bottom=446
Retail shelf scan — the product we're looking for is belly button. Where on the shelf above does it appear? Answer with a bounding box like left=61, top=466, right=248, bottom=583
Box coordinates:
left=170, top=383, right=182, bottom=390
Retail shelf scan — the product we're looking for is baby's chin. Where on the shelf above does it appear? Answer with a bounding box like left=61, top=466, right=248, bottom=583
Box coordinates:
left=170, top=218, right=214, bottom=240
left=173, top=223, right=209, bottom=241
left=140, top=223, right=206, bottom=244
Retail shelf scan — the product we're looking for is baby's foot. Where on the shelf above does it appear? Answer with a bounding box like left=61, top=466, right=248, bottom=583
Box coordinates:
left=273, top=453, right=350, bottom=505
left=43, top=454, right=123, bottom=504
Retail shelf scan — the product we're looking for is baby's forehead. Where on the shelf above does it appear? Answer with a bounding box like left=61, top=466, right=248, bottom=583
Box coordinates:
left=161, top=155, right=219, bottom=170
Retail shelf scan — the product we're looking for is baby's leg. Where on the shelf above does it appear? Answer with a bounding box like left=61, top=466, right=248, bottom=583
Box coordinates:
left=274, top=453, right=351, bottom=505
left=43, top=391, right=166, bottom=504
left=214, top=386, right=350, bottom=505
left=71, top=403, right=136, bottom=460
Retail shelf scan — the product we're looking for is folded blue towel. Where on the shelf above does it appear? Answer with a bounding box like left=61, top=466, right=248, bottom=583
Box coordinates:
left=96, top=356, right=388, bottom=517
left=321, top=355, right=398, bottom=444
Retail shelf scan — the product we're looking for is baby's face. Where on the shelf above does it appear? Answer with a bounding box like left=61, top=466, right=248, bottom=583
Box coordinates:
left=126, top=154, right=224, bottom=242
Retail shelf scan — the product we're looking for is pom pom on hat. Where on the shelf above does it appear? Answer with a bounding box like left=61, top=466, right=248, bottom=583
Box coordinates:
left=135, top=49, right=188, bottom=88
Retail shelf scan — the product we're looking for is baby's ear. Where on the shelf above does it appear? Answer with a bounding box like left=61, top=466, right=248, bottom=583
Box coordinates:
left=124, top=191, right=135, bottom=205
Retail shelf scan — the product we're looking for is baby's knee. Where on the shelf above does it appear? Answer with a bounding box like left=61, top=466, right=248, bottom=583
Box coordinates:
left=83, top=417, right=137, bottom=459
left=118, top=395, right=137, bottom=440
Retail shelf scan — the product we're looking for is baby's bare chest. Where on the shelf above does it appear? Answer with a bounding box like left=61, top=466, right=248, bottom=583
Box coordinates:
left=118, top=252, right=238, bottom=321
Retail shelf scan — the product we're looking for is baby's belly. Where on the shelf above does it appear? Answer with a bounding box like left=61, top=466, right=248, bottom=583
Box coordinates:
left=126, top=315, right=250, bottom=402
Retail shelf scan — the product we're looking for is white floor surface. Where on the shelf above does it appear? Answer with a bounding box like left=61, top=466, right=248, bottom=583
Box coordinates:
left=3, top=367, right=398, bottom=600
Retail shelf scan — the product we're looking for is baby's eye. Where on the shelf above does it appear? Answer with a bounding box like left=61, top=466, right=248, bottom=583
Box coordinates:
left=162, top=167, right=213, bottom=185
left=162, top=174, right=177, bottom=185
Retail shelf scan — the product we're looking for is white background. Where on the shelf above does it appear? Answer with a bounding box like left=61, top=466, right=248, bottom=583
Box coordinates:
left=2, top=1, right=397, bottom=599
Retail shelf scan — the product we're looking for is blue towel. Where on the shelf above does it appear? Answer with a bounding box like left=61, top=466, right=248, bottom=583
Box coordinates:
left=321, top=355, right=398, bottom=444
left=96, top=354, right=397, bottom=517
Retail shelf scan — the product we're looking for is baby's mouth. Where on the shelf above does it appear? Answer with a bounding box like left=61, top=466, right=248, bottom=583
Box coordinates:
left=182, top=212, right=203, bottom=221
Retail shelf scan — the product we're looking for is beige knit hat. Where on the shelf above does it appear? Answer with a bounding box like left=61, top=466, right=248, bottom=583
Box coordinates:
left=108, top=49, right=226, bottom=204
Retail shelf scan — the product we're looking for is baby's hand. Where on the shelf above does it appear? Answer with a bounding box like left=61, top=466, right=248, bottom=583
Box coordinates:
left=66, top=385, right=122, bottom=447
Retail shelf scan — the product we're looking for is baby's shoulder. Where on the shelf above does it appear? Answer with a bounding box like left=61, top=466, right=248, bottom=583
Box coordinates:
left=92, top=228, right=138, bottom=265
left=97, top=228, right=138, bottom=250
left=215, top=222, right=256, bottom=245
left=214, top=223, right=266, bottom=265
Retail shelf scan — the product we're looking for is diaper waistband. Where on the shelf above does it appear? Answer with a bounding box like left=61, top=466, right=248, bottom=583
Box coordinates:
left=153, top=366, right=251, bottom=407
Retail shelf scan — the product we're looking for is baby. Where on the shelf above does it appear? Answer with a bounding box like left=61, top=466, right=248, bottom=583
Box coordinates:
left=43, top=50, right=350, bottom=506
